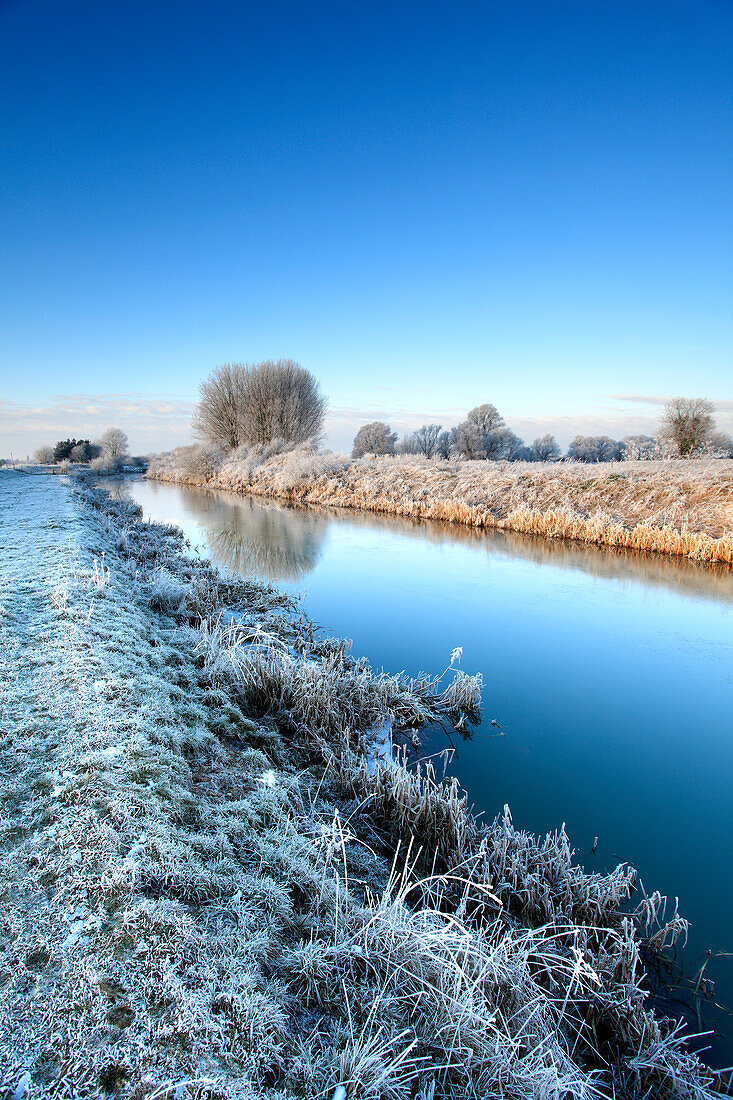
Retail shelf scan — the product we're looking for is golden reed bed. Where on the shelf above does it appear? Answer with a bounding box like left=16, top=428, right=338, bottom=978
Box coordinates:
left=147, top=447, right=733, bottom=566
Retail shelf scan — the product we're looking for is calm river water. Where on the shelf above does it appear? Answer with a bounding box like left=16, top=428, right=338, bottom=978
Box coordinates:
left=111, top=477, right=733, bottom=1067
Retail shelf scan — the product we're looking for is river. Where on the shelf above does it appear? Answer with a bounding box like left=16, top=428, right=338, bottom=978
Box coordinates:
left=109, top=476, right=733, bottom=1068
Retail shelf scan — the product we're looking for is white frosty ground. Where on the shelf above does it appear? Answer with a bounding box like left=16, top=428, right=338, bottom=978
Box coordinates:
left=0, top=471, right=720, bottom=1099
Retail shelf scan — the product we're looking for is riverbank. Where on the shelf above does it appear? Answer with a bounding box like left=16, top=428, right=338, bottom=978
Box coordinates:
left=0, top=469, right=723, bottom=1098
left=147, top=446, right=733, bottom=566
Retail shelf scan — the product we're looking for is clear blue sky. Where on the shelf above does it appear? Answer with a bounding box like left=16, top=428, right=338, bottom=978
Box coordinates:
left=1, top=0, right=731, bottom=454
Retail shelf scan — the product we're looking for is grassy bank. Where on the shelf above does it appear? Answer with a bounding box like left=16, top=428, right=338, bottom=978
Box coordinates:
left=147, top=446, right=733, bottom=565
left=0, top=470, right=723, bottom=1098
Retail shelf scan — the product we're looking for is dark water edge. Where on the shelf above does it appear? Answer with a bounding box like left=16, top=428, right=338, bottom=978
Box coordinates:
left=106, top=476, right=733, bottom=1069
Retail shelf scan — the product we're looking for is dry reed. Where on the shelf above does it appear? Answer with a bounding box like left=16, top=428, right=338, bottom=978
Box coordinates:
left=147, top=446, right=733, bottom=565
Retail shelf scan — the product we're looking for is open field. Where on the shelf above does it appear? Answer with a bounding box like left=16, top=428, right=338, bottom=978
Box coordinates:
left=0, top=469, right=725, bottom=1099
left=147, top=447, right=733, bottom=565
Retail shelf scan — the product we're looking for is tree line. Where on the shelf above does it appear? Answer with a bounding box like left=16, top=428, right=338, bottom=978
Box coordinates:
left=186, top=361, right=731, bottom=463
left=353, top=397, right=732, bottom=462
left=33, top=427, right=140, bottom=469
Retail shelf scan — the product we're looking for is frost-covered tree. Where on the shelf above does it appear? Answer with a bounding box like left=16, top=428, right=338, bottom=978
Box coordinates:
left=192, top=363, right=249, bottom=451
left=660, top=397, right=716, bottom=456
left=621, top=435, right=657, bottom=460
left=238, top=360, right=326, bottom=445
left=100, top=427, right=129, bottom=460
left=194, top=361, right=326, bottom=449
left=435, top=430, right=452, bottom=459
left=467, top=404, right=504, bottom=436
left=352, top=421, right=398, bottom=457
left=453, top=404, right=520, bottom=460
left=567, top=435, right=622, bottom=462
left=33, top=445, right=55, bottom=464
left=707, top=431, right=733, bottom=457
left=401, top=424, right=442, bottom=458
left=532, top=434, right=561, bottom=461
left=487, top=428, right=526, bottom=460
left=453, top=420, right=487, bottom=459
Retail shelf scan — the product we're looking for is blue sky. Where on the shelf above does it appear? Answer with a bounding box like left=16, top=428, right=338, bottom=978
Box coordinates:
left=1, top=0, right=731, bottom=455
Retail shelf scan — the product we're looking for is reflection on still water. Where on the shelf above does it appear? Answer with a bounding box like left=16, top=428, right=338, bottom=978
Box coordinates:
left=176, top=489, right=327, bottom=581
left=109, top=476, right=733, bottom=603
left=106, top=481, right=327, bottom=582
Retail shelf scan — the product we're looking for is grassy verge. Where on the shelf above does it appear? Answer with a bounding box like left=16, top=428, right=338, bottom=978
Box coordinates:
left=0, top=470, right=724, bottom=1099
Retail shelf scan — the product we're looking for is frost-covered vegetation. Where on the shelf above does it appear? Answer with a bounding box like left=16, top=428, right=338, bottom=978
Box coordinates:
left=148, top=444, right=733, bottom=565
left=172, top=369, right=733, bottom=563
left=0, top=469, right=725, bottom=1098
left=193, top=361, right=327, bottom=451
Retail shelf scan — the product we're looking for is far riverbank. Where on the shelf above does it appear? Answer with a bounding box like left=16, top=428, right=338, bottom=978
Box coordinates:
left=147, top=445, right=733, bottom=565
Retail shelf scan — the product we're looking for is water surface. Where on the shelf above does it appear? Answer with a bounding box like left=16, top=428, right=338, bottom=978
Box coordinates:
left=113, top=478, right=733, bottom=1066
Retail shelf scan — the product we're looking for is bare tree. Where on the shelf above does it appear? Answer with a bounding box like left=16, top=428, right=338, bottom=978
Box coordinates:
left=100, top=427, right=129, bottom=460
left=621, top=434, right=656, bottom=459
left=238, top=360, right=327, bottom=445
left=193, top=361, right=325, bottom=450
left=400, top=424, right=443, bottom=457
left=660, top=397, right=715, bottom=456
left=352, top=421, right=397, bottom=457
left=467, top=404, right=504, bottom=435
left=413, top=424, right=442, bottom=458
left=33, top=445, right=55, bottom=464
left=532, top=434, right=561, bottom=461
left=567, top=435, right=622, bottom=462
left=435, top=430, right=452, bottom=459
left=192, top=363, right=249, bottom=451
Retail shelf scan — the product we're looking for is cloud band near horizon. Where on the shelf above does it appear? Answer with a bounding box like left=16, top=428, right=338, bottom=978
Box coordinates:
left=1, top=392, right=731, bottom=458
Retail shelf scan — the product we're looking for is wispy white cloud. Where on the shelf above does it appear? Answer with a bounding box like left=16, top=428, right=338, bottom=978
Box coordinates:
left=611, top=393, right=733, bottom=412
left=3, top=390, right=731, bottom=459
left=0, top=392, right=195, bottom=457
left=609, top=394, right=669, bottom=406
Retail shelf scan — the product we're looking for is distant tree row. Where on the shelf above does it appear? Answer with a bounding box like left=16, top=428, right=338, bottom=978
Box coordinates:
left=191, top=363, right=730, bottom=464
left=33, top=427, right=132, bottom=466
left=351, top=398, right=733, bottom=462
left=52, top=438, right=101, bottom=462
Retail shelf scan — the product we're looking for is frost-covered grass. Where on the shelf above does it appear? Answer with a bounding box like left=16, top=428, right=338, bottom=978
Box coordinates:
left=0, top=468, right=724, bottom=1099
left=148, top=445, right=733, bottom=564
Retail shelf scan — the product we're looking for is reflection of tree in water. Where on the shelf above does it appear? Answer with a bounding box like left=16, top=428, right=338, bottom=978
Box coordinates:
left=177, top=489, right=327, bottom=582
left=114, top=477, right=733, bottom=603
